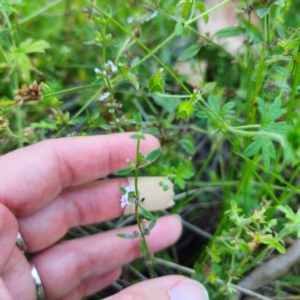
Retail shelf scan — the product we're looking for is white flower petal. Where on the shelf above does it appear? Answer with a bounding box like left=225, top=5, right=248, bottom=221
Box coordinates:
left=98, top=92, right=110, bottom=101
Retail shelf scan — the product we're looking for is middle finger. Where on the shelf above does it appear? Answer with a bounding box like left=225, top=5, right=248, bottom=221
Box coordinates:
left=18, top=178, right=127, bottom=252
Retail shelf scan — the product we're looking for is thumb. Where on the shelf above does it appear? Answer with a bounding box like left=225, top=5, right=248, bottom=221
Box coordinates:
left=105, top=275, right=209, bottom=300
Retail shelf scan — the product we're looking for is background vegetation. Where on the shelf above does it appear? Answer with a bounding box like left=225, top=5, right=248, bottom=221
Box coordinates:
left=1, top=0, right=300, bottom=299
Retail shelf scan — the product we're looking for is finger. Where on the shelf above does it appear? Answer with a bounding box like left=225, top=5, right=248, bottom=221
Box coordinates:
left=2, top=247, right=36, bottom=300
left=18, top=178, right=128, bottom=251
left=0, top=279, right=14, bottom=300
left=31, top=215, right=182, bottom=299
left=0, top=203, right=18, bottom=271
left=105, top=275, right=209, bottom=300
left=0, top=133, right=159, bottom=215
left=61, top=268, right=121, bottom=300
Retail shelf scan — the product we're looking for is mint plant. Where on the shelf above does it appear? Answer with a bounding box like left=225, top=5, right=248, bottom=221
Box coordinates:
left=1, top=0, right=300, bottom=299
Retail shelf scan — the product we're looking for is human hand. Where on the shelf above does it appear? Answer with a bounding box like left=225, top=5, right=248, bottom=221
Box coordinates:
left=0, top=133, right=208, bottom=300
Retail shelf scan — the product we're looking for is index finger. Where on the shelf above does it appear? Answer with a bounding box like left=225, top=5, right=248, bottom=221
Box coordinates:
left=0, top=133, right=160, bottom=215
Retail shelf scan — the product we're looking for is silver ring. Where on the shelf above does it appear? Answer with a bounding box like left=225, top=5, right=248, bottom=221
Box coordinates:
left=17, top=231, right=27, bottom=253
left=30, top=262, right=46, bottom=300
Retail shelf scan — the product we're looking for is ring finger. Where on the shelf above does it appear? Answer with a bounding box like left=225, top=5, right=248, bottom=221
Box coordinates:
left=6, top=215, right=181, bottom=300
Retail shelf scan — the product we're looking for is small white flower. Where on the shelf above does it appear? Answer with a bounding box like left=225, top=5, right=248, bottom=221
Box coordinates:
left=98, top=92, right=110, bottom=101
left=105, top=60, right=118, bottom=73
left=94, top=68, right=100, bottom=74
left=120, top=185, right=135, bottom=208
left=102, top=70, right=107, bottom=76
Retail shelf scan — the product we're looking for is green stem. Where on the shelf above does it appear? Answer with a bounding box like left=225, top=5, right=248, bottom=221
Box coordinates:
left=287, top=61, right=300, bottom=122
left=186, top=0, right=230, bottom=25
left=84, top=0, right=191, bottom=94
left=102, top=24, right=106, bottom=67
left=265, top=13, right=270, bottom=49
left=228, top=126, right=284, bottom=143
left=105, top=77, right=121, bottom=132
left=43, top=83, right=102, bottom=99
left=19, top=0, right=63, bottom=24
left=240, top=246, right=269, bottom=275
left=134, top=139, right=140, bottom=199
left=116, top=37, right=131, bottom=61
left=233, top=124, right=261, bottom=130
left=134, top=138, right=154, bottom=278
left=130, top=32, right=176, bottom=71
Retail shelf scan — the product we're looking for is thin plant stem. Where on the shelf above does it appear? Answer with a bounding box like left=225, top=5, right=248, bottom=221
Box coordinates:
left=186, top=0, right=230, bottom=25
left=19, top=0, right=63, bottom=24
left=134, top=138, right=154, bottom=278
left=83, top=0, right=191, bottom=94
left=287, top=61, right=300, bottom=122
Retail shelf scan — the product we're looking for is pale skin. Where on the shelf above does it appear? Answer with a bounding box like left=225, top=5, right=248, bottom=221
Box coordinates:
left=0, top=133, right=207, bottom=300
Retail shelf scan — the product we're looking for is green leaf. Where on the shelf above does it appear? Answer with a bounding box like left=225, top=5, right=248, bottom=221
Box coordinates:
left=287, top=38, right=300, bottom=50
left=148, top=216, right=158, bottom=231
left=241, top=19, right=263, bottom=43
left=195, top=2, right=209, bottom=24
left=181, top=27, right=191, bottom=40
left=277, top=205, right=296, bottom=221
left=133, top=109, right=142, bottom=125
left=262, top=238, right=286, bottom=254
left=105, top=5, right=112, bottom=17
left=175, top=22, right=184, bottom=36
left=262, top=122, right=292, bottom=135
left=120, top=65, right=129, bottom=76
left=274, top=66, right=289, bottom=76
left=0, top=29, right=8, bottom=39
left=214, top=26, right=245, bottom=38
left=208, top=95, right=220, bottom=115
left=31, top=119, right=57, bottom=130
left=99, top=124, right=112, bottom=130
left=16, top=54, right=31, bottom=81
left=163, top=185, right=169, bottom=191
left=117, top=233, right=137, bottom=239
left=68, top=117, right=88, bottom=125
left=244, top=136, right=275, bottom=169
left=130, top=132, right=146, bottom=140
left=276, top=23, right=285, bottom=40
left=220, top=101, right=235, bottom=116
left=19, top=39, right=51, bottom=54
left=273, top=241, right=286, bottom=254
left=178, top=44, right=202, bottom=61
left=114, top=167, right=133, bottom=176
left=139, top=205, right=156, bottom=220
left=127, top=72, right=139, bottom=90
left=240, top=243, right=250, bottom=253
left=180, top=1, right=192, bottom=18
left=139, top=239, right=147, bottom=253
left=256, top=8, right=270, bottom=19
left=258, top=97, right=285, bottom=124
left=152, top=94, right=180, bottom=113
left=179, top=136, right=195, bottom=155
left=202, top=82, right=216, bottom=94
left=119, top=187, right=127, bottom=195
left=148, top=69, right=164, bottom=93
left=145, top=148, right=161, bottom=162
left=294, top=53, right=300, bottom=63
left=176, top=94, right=197, bottom=120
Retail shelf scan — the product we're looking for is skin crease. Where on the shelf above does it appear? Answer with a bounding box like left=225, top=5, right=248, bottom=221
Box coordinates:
left=0, top=133, right=208, bottom=300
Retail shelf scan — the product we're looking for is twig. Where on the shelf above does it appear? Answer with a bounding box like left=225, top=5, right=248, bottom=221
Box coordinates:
left=181, top=219, right=212, bottom=239
left=238, top=239, right=300, bottom=291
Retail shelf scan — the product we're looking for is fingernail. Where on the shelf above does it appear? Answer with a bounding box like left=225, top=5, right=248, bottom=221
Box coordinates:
left=168, top=279, right=209, bottom=300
